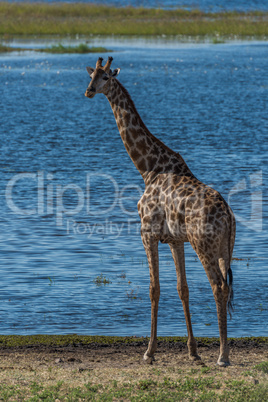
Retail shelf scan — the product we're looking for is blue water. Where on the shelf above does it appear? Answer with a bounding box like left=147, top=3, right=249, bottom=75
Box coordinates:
left=0, top=39, right=267, bottom=337
left=7, top=0, right=268, bottom=12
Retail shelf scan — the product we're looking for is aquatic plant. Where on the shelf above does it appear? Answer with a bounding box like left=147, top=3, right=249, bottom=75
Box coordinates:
left=93, top=273, right=112, bottom=286
left=126, top=289, right=138, bottom=300
left=39, top=44, right=110, bottom=54
left=0, top=43, right=111, bottom=54
left=0, top=43, right=10, bottom=52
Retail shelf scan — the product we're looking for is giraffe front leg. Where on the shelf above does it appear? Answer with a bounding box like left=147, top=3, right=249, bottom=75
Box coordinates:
left=169, top=243, right=200, bottom=361
left=141, top=233, right=160, bottom=364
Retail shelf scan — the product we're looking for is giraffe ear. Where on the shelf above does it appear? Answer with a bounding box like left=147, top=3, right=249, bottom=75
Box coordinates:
left=111, top=68, right=120, bottom=77
left=86, top=67, right=95, bottom=77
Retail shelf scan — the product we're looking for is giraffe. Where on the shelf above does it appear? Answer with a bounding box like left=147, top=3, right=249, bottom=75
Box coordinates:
left=85, top=57, right=236, bottom=366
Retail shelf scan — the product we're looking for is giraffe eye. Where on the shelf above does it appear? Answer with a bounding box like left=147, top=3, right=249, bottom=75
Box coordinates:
left=103, top=76, right=109, bottom=81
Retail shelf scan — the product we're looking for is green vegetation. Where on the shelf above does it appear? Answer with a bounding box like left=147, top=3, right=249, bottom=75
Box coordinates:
left=39, top=44, right=110, bottom=54
left=0, top=3, right=267, bottom=38
left=0, top=334, right=267, bottom=348
left=212, top=37, right=226, bottom=44
left=93, top=273, right=112, bottom=286
left=0, top=336, right=267, bottom=400
left=0, top=371, right=267, bottom=401
left=0, top=43, right=110, bottom=53
left=0, top=43, right=10, bottom=52
left=255, top=361, right=268, bottom=374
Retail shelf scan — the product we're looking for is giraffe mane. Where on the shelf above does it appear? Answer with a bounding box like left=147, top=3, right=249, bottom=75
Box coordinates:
left=115, top=78, right=189, bottom=167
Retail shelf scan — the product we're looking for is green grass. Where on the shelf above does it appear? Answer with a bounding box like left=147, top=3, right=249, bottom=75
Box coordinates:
left=0, top=336, right=267, bottom=400
left=0, top=335, right=267, bottom=348
left=0, top=375, right=267, bottom=401
left=255, top=361, right=268, bottom=374
left=0, top=3, right=267, bottom=38
left=0, top=43, right=111, bottom=53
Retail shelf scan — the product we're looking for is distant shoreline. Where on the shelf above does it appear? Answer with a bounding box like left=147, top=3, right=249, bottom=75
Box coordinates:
left=0, top=3, right=267, bottom=39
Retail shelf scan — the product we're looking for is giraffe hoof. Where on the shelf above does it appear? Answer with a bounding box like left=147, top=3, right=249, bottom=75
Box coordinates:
left=217, top=359, right=230, bottom=367
left=189, top=353, right=201, bottom=361
left=143, top=353, right=155, bottom=365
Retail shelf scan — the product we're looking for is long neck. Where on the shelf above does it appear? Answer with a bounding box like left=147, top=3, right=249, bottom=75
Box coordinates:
left=106, top=79, right=192, bottom=183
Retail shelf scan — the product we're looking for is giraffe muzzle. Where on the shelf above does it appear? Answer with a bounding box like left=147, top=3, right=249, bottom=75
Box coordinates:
left=85, top=88, right=96, bottom=98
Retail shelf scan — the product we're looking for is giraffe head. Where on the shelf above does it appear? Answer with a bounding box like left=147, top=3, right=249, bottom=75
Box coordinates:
left=85, top=56, right=120, bottom=98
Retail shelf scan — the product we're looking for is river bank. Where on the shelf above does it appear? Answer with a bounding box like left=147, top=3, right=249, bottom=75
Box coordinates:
left=0, top=3, right=267, bottom=39
left=0, top=336, right=267, bottom=400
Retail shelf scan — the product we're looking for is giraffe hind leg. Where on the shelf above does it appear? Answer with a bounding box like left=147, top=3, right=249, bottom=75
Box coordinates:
left=207, top=258, right=230, bottom=366
left=189, top=239, right=230, bottom=366
left=219, top=257, right=233, bottom=319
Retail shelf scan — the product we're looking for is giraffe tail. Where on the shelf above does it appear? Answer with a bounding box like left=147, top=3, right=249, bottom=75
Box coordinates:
left=227, top=209, right=234, bottom=319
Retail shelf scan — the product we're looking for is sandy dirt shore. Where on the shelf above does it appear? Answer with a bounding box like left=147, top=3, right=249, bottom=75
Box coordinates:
left=0, top=338, right=267, bottom=400
left=1, top=338, right=267, bottom=371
